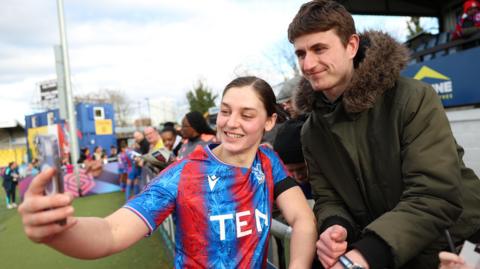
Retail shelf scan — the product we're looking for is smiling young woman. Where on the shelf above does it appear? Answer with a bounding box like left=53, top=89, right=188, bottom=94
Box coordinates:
left=19, top=76, right=317, bottom=269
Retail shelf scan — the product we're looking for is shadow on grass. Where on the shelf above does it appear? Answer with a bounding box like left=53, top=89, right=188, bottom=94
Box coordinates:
left=0, top=186, right=173, bottom=269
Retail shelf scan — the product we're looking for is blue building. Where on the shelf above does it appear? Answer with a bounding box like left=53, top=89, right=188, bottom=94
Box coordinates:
left=25, top=103, right=117, bottom=161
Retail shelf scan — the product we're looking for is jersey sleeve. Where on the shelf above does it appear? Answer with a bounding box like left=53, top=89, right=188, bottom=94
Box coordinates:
left=260, top=145, right=297, bottom=199
left=123, top=160, right=185, bottom=235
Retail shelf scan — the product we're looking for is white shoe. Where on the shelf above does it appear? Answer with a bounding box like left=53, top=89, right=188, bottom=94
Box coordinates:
left=6, top=204, right=12, bottom=209
left=11, top=203, right=17, bottom=208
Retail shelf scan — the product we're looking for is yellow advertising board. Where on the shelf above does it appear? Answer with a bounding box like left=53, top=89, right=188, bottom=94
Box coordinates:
left=0, top=147, right=27, bottom=166
left=95, top=119, right=113, bottom=135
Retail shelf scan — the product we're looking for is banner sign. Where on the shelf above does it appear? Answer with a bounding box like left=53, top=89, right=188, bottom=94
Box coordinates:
left=402, top=46, right=480, bottom=107
left=39, top=80, right=58, bottom=101
left=95, top=119, right=113, bottom=135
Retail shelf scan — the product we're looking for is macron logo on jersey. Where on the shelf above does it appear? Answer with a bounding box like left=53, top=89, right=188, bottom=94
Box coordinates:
left=207, top=175, right=220, bottom=191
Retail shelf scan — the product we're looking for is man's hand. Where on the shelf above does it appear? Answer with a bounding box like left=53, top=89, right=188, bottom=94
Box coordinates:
left=439, top=251, right=472, bottom=269
left=316, top=224, right=348, bottom=268
left=18, top=168, right=77, bottom=243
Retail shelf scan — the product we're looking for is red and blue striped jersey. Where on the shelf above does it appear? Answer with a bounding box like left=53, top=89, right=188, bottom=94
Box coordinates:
left=124, top=144, right=296, bottom=268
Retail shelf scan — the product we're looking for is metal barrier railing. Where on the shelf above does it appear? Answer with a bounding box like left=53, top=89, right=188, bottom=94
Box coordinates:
left=269, top=219, right=293, bottom=269
left=410, top=31, right=480, bottom=63
left=271, top=218, right=292, bottom=239
left=159, top=215, right=176, bottom=258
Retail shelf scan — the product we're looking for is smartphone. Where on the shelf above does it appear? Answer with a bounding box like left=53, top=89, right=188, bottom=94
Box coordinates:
left=35, top=135, right=66, bottom=225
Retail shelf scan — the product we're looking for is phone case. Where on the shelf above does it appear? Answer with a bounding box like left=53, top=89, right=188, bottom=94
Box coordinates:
left=35, top=135, right=65, bottom=195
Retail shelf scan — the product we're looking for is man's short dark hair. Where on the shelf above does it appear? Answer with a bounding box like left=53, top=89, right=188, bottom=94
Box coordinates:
left=288, top=0, right=356, bottom=46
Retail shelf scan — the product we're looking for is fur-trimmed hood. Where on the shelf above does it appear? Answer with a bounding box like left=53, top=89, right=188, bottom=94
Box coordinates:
left=294, top=31, right=410, bottom=114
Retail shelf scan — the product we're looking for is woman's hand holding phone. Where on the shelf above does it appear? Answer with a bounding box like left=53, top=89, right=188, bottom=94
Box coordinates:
left=18, top=168, right=77, bottom=243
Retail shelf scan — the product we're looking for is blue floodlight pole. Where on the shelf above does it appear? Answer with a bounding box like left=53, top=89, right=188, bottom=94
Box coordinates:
left=56, top=0, right=82, bottom=196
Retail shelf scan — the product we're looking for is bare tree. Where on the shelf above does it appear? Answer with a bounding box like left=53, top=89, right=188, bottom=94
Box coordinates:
left=75, top=89, right=132, bottom=127
left=134, top=117, right=151, bottom=127
left=233, top=64, right=254, bottom=77
left=264, top=39, right=301, bottom=81
left=406, top=17, right=425, bottom=39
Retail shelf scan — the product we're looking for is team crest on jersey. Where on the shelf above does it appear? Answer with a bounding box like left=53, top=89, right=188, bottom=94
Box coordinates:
left=252, top=164, right=265, bottom=184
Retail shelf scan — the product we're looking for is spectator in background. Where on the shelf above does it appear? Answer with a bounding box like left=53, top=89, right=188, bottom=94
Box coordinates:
left=77, top=147, right=102, bottom=178
left=273, top=118, right=311, bottom=200
left=162, top=122, right=183, bottom=152
left=133, top=131, right=150, bottom=155
left=92, top=146, right=104, bottom=161
left=117, top=142, right=131, bottom=192
left=77, top=147, right=91, bottom=164
left=3, top=162, right=19, bottom=209
left=31, top=158, right=40, bottom=169
left=141, top=127, right=174, bottom=185
left=126, top=128, right=167, bottom=199
left=109, top=145, right=118, bottom=162
left=177, top=111, right=216, bottom=160
left=144, top=126, right=164, bottom=151
left=160, top=126, right=179, bottom=154
left=124, top=131, right=150, bottom=200
left=61, top=156, right=74, bottom=174
left=262, top=80, right=293, bottom=146
left=24, top=158, right=40, bottom=177
left=453, top=0, right=480, bottom=39
left=125, top=142, right=142, bottom=201
left=261, top=104, right=289, bottom=147
left=264, top=76, right=309, bottom=146
left=277, top=76, right=303, bottom=119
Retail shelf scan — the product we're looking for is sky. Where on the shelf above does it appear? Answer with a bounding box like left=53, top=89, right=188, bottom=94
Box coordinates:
left=0, top=0, right=437, bottom=123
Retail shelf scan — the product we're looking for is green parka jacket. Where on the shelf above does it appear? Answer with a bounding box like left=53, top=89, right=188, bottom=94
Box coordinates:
left=294, top=31, right=480, bottom=268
